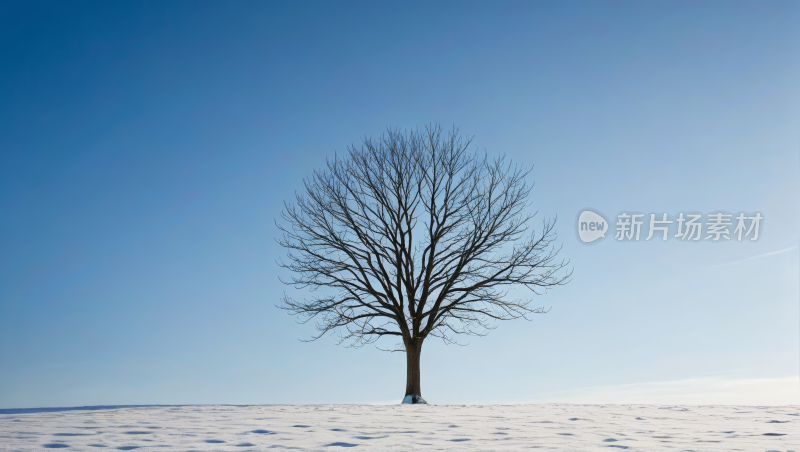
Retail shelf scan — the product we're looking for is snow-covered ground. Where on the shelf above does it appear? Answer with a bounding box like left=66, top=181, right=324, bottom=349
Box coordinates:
left=0, top=403, right=796, bottom=451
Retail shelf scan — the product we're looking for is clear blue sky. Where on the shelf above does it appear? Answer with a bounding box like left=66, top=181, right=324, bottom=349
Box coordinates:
left=1, top=1, right=798, bottom=408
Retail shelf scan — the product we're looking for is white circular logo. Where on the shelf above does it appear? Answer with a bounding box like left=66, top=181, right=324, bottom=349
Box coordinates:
left=577, top=209, right=608, bottom=243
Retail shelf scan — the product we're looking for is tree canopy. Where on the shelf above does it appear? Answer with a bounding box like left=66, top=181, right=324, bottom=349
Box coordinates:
left=277, top=125, right=571, bottom=352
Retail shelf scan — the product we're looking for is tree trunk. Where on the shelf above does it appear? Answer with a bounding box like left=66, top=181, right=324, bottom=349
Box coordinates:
left=405, top=338, right=423, bottom=396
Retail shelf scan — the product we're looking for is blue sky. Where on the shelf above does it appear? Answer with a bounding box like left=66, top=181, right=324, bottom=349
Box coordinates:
left=1, top=0, right=798, bottom=408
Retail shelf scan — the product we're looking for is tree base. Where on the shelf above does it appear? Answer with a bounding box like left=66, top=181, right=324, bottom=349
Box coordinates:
left=401, top=394, right=427, bottom=404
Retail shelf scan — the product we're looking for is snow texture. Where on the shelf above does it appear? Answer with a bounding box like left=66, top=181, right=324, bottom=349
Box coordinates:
left=0, top=403, right=797, bottom=451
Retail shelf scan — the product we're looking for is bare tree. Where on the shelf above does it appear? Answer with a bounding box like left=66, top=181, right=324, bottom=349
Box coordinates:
left=277, top=124, right=570, bottom=401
